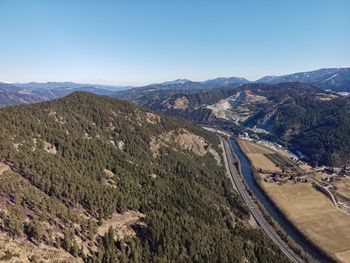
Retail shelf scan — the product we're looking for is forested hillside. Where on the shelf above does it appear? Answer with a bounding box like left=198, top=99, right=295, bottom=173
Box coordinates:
left=0, top=92, right=287, bottom=262
left=122, top=83, right=350, bottom=166
left=240, top=84, right=350, bottom=166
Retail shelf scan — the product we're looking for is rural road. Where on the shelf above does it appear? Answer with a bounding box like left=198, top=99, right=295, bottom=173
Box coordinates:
left=221, top=138, right=304, bottom=263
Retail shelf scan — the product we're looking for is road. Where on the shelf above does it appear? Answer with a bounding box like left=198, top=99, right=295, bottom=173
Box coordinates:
left=221, top=138, right=304, bottom=263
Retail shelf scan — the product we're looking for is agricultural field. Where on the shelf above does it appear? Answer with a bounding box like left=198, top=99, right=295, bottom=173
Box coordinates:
left=238, top=140, right=281, bottom=172
left=248, top=153, right=282, bottom=172
left=335, top=178, right=350, bottom=199
left=263, top=183, right=350, bottom=262
left=238, top=139, right=350, bottom=262
left=238, top=139, right=274, bottom=155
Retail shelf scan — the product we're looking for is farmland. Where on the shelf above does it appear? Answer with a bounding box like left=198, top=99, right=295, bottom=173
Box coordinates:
left=238, top=139, right=350, bottom=263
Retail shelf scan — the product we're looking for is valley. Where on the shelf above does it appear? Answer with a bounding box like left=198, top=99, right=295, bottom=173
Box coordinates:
left=1, top=78, right=350, bottom=262
left=120, top=79, right=350, bottom=262
left=0, top=68, right=349, bottom=263
left=237, top=139, right=350, bottom=262
left=1, top=1, right=348, bottom=261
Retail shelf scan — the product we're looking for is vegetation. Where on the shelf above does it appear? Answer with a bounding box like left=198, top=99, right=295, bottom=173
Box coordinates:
left=0, top=92, right=288, bottom=262
left=127, top=82, right=350, bottom=166
left=242, top=83, right=350, bottom=166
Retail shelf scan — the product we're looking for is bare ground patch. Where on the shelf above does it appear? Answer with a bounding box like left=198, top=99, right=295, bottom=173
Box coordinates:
left=97, top=211, right=145, bottom=240
left=43, top=141, right=57, bottom=155
left=0, top=163, right=10, bottom=176
left=145, top=112, right=161, bottom=124
left=150, top=128, right=207, bottom=157
left=150, top=128, right=221, bottom=164
left=173, top=96, right=189, bottom=109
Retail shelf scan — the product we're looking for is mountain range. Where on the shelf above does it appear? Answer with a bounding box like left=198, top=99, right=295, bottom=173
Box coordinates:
left=116, top=67, right=350, bottom=101
left=256, top=67, right=350, bottom=92
left=1, top=67, right=350, bottom=167
left=1, top=67, right=349, bottom=108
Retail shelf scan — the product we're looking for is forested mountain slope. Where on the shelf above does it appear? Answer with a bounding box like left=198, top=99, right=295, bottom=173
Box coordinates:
left=0, top=92, right=287, bottom=262
left=122, top=82, right=350, bottom=166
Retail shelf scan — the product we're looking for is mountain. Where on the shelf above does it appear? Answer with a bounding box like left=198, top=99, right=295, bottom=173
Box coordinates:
left=0, top=83, right=44, bottom=107
left=115, top=67, right=350, bottom=102
left=256, top=67, right=350, bottom=92
left=202, top=76, right=249, bottom=87
left=154, top=77, right=249, bottom=90
left=14, top=81, right=129, bottom=91
left=160, top=79, right=191, bottom=85
left=2, top=67, right=349, bottom=108
left=0, top=92, right=287, bottom=262
left=239, top=83, right=350, bottom=166
left=0, top=82, right=130, bottom=107
left=123, top=82, right=350, bottom=166
left=115, top=77, right=249, bottom=101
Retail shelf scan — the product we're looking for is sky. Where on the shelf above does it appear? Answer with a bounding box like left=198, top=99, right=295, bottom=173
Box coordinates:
left=0, top=0, right=349, bottom=86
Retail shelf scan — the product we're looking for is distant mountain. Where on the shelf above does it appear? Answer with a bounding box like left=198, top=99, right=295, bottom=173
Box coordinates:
left=256, top=67, right=350, bottom=92
left=0, top=82, right=131, bottom=107
left=0, top=83, right=44, bottom=107
left=14, top=81, right=129, bottom=91
left=2, top=67, right=350, bottom=108
left=116, top=67, right=350, bottom=101
left=116, top=77, right=249, bottom=102
left=151, top=77, right=248, bottom=90
left=160, top=79, right=191, bottom=85
left=202, top=76, right=249, bottom=87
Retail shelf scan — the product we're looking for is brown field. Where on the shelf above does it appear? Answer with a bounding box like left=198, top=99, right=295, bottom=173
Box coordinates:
left=263, top=182, right=350, bottom=262
left=238, top=140, right=281, bottom=172
left=335, top=178, right=350, bottom=199
left=238, top=139, right=274, bottom=154
left=238, top=139, right=350, bottom=262
left=247, top=153, right=282, bottom=172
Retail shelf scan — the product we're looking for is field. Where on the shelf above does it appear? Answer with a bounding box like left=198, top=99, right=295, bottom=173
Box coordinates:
left=238, top=139, right=274, bottom=155
left=238, top=139, right=350, bottom=263
left=263, top=183, right=350, bottom=262
left=335, top=178, right=350, bottom=199
left=248, top=153, right=282, bottom=171
left=238, top=140, right=281, bottom=172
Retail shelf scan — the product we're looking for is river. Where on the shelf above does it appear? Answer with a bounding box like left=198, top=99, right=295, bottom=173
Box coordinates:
left=230, top=138, right=332, bottom=263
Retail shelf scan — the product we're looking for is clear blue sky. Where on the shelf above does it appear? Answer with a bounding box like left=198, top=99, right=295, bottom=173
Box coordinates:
left=0, top=0, right=349, bottom=85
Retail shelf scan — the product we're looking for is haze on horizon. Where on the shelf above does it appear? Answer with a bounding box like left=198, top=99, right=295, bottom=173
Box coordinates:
left=0, top=0, right=349, bottom=86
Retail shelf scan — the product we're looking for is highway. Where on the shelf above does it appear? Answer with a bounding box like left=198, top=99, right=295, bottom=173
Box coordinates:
left=221, top=138, right=304, bottom=263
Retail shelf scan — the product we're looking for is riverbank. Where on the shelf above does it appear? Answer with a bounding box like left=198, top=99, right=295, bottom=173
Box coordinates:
left=236, top=138, right=350, bottom=263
